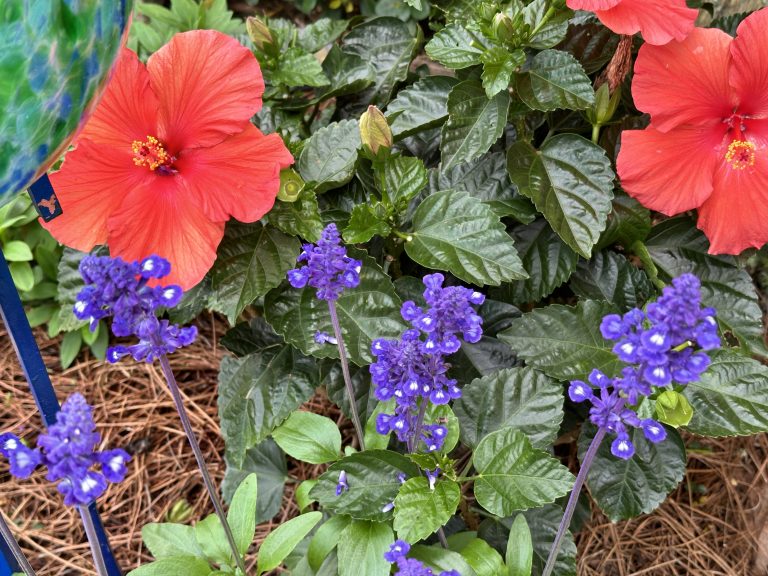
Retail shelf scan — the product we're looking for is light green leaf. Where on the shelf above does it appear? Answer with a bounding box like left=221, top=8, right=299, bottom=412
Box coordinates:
left=498, top=300, right=620, bottom=381
left=514, top=49, right=594, bottom=111
left=298, top=119, right=361, bottom=193
left=3, top=240, right=33, bottom=261
left=409, top=544, right=478, bottom=576
left=297, top=18, right=348, bottom=52
left=507, top=135, right=614, bottom=258
left=227, top=473, right=258, bottom=556
left=378, top=155, right=427, bottom=212
left=272, top=47, right=329, bottom=87
left=386, top=76, right=459, bottom=139
left=394, top=478, right=461, bottom=543
left=9, top=261, right=34, bottom=292
left=405, top=189, right=527, bottom=286
left=343, top=203, right=392, bottom=244
left=459, top=538, right=505, bottom=576
left=473, top=428, right=574, bottom=516
left=218, top=347, right=319, bottom=468
left=453, top=367, right=564, bottom=449
left=337, top=520, right=394, bottom=576
left=268, top=189, right=324, bottom=243
left=481, top=47, right=524, bottom=98
left=141, top=523, right=205, bottom=560
left=522, top=0, right=572, bottom=49
left=210, top=222, right=299, bottom=324
left=684, top=350, right=768, bottom=436
left=441, top=81, right=510, bottom=171
left=308, top=515, right=351, bottom=571
left=126, top=557, right=212, bottom=576
left=273, top=411, right=341, bottom=464
left=507, top=514, right=533, bottom=576
left=425, top=25, right=485, bottom=69
left=60, top=331, right=82, bottom=369
left=257, top=512, right=323, bottom=574
left=265, top=250, right=407, bottom=366
left=295, top=479, right=317, bottom=512
left=194, top=515, right=230, bottom=567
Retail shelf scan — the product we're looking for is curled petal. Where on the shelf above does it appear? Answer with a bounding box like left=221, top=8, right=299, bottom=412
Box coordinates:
left=730, top=8, right=768, bottom=118
left=592, top=0, right=697, bottom=46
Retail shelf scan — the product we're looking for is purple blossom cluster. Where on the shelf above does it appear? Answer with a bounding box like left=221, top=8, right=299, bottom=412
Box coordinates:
left=371, top=273, right=484, bottom=452
left=287, top=224, right=362, bottom=300
left=0, top=393, right=130, bottom=506
left=75, top=254, right=197, bottom=363
left=384, top=540, right=459, bottom=576
left=569, top=274, right=720, bottom=459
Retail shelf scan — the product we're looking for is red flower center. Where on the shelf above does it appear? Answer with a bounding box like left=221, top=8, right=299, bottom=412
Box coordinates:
left=131, top=136, right=176, bottom=174
left=725, top=139, right=756, bottom=170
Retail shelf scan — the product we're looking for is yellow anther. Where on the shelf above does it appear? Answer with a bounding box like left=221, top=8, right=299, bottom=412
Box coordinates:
left=725, top=140, right=756, bottom=170
left=132, top=136, right=171, bottom=171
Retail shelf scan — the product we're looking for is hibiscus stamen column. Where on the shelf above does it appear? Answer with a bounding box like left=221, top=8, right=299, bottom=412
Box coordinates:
left=287, top=224, right=366, bottom=449
left=0, top=511, right=36, bottom=575
left=74, top=254, right=247, bottom=575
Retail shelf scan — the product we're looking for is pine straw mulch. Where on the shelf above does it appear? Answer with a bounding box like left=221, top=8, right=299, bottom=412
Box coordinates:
left=1, top=317, right=767, bottom=575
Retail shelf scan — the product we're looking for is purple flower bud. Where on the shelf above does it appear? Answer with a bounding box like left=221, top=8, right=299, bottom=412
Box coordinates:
left=568, top=381, right=593, bottom=403
left=336, top=470, right=349, bottom=496
left=641, top=420, right=667, bottom=443
left=611, top=433, right=634, bottom=459
left=384, top=540, right=411, bottom=563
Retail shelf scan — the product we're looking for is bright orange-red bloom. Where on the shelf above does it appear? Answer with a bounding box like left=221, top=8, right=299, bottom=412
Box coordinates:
left=567, top=0, right=697, bottom=46
left=617, top=9, right=768, bottom=254
left=44, top=30, right=293, bottom=289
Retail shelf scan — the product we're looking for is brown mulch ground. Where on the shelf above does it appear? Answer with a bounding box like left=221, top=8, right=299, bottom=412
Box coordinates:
left=1, top=317, right=767, bottom=575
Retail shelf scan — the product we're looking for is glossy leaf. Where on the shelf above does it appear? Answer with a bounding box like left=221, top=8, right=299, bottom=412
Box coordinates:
left=459, top=538, right=506, bottom=576
left=297, top=18, right=348, bottom=52
left=514, top=49, right=593, bottom=111
left=405, top=189, right=527, bottom=286
left=272, top=47, right=329, bottom=87
left=378, top=155, right=428, bottom=212
left=425, top=24, right=485, bottom=69
left=523, top=505, right=576, bottom=576
left=570, top=251, right=653, bottom=310
left=481, top=47, right=524, bottom=98
left=298, top=119, right=361, bottom=193
left=410, top=545, right=478, bottom=576
left=343, top=203, right=392, bottom=244
left=386, top=76, right=459, bottom=139
left=268, top=189, right=324, bottom=242
left=393, top=478, right=461, bottom=543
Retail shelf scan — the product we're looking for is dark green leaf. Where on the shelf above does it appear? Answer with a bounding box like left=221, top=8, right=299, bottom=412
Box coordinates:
left=272, top=47, right=329, bottom=87
left=210, top=222, right=300, bottom=324
left=386, top=76, right=459, bottom=139
left=393, top=478, right=461, bottom=542
left=218, top=347, right=319, bottom=467
left=473, top=428, right=574, bottom=516
left=324, top=360, right=379, bottom=423
left=557, top=13, right=620, bottom=74
left=55, top=247, right=90, bottom=333
left=507, top=135, right=614, bottom=258
left=441, top=81, right=510, bottom=171
left=454, top=367, right=564, bottom=449
left=684, top=350, right=768, bottom=436
left=297, top=18, right=348, bottom=52
left=315, top=45, right=376, bottom=102
left=425, top=24, right=485, bottom=69
left=222, top=439, right=288, bottom=523
left=596, top=194, right=651, bottom=250
left=337, top=520, right=394, bottom=576
left=570, top=251, right=653, bottom=310
left=257, top=512, right=323, bottom=574
left=268, top=189, right=325, bottom=242
left=514, top=49, right=594, bottom=111
left=490, top=219, right=579, bottom=305
left=310, top=450, right=420, bottom=521
left=273, top=411, right=341, bottom=464
left=343, top=203, right=392, bottom=244
left=141, top=523, right=205, bottom=560
left=265, top=250, right=407, bottom=366
left=168, top=275, right=213, bottom=324
left=450, top=336, right=517, bottom=382
left=298, top=120, right=361, bottom=193
left=405, top=189, right=527, bottom=286
left=220, top=317, right=283, bottom=358
left=523, top=505, right=576, bottom=576
left=498, top=300, right=620, bottom=381
left=378, top=155, right=428, bottom=212
left=579, top=424, right=686, bottom=521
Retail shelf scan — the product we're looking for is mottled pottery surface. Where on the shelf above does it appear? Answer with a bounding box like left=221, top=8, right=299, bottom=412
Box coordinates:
left=0, top=0, right=132, bottom=206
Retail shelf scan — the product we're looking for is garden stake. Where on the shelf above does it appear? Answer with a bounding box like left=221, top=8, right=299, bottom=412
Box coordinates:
left=328, top=300, right=365, bottom=450
left=542, top=428, right=607, bottom=576
left=0, top=247, right=121, bottom=576
left=79, top=506, right=109, bottom=576
left=0, top=511, right=35, bottom=576
left=157, top=353, right=249, bottom=575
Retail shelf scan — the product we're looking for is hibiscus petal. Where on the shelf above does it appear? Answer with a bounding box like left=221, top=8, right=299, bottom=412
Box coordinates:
left=592, top=0, right=697, bottom=46
left=697, top=141, right=768, bottom=254
left=566, top=0, right=622, bottom=10
left=43, top=141, right=152, bottom=251
left=729, top=8, right=768, bottom=118
left=632, top=27, right=735, bottom=132
left=618, top=123, right=725, bottom=214
left=78, top=48, right=159, bottom=148
left=107, top=177, right=225, bottom=290
left=176, top=124, right=294, bottom=222
left=148, top=30, right=265, bottom=153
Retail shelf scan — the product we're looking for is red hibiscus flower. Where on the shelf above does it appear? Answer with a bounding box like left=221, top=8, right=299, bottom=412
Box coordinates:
left=567, top=0, right=697, bottom=46
left=617, top=9, right=768, bottom=254
left=43, top=30, right=294, bottom=289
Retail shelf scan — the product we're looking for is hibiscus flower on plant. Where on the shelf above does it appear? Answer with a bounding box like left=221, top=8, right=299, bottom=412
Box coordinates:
left=567, top=0, right=698, bottom=46
left=617, top=9, right=768, bottom=255
left=43, top=30, right=294, bottom=289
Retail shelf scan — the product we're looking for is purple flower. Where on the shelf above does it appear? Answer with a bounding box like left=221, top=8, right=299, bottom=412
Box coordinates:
left=75, top=254, right=197, bottom=364
left=384, top=539, right=460, bottom=576
left=336, top=470, right=349, bottom=496
left=287, top=224, right=362, bottom=301
left=2, top=394, right=130, bottom=506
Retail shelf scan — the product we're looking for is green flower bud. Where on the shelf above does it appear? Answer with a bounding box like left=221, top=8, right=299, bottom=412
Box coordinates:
left=359, top=105, right=393, bottom=155
left=587, top=83, right=622, bottom=126
left=278, top=169, right=305, bottom=202
left=655, top=390, right=694, bottom=427
left=165, top=499, right=194, bottom=523
left=246, top=16, right=274, bottom=50
left=492, top=12, right=516, bottom=43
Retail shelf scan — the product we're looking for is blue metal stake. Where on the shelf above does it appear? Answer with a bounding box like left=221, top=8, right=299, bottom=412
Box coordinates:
left=0, top=251, right=121, bottom=575
left=0, top=538, right=19, bottom=576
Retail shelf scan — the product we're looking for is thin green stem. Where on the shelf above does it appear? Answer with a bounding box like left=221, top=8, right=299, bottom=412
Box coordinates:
left=158, top=354, right=248, bottom=575
left=0, top=511, right=36, bottom=575
left=529, top=4, right=558, bottom=39
left=542, top=428, right=607, bottom=576
left=327, top=300, right=366, bottom=451
left=591, top=123, right=601, bottom=145
left=631, top=240, right=666, bottom=291
left=78, top=506, right=109, bottom=576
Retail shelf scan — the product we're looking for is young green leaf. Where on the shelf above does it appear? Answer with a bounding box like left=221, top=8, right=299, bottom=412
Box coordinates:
left=298, top=120, right=361, bottom=193
left=393, top=478, right=461, bottom=543
left=514, top=49, right=594, bottom=111
left=308, top=515, right=351, bottom=571
left=125, top=556, right=212, bottom=576
left=506, top=514, right=533, bottom=576
left=227, top=473, right=258, bottom=556
left=272, top=411, right=342, bottom=464
left=2, top=240, right=33, bottom=261
left=425, top=25, right=485, bottom=69
left=141, top=523, right=205, bottom=560
left=257, top=512, right=323, bottom=574
left=386, top=76, right=459, bottom=139
left=337, top=520, right=394, bottom=576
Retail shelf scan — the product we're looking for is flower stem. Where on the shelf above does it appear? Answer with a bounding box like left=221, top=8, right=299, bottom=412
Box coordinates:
left=631, top=240, right=666, bottom=291
left=157, top=354, right=248, bottom=575
left=327, top=300, right=366, bottom=451
left=0, top=511, right=36, bottom=575
left=541, top=428, right=606, bottom=576
left=591, top=123, right=601, bottom=144
left=78, top=506, right=109, bottom=576
left=408, top=398, right=429, bottom=454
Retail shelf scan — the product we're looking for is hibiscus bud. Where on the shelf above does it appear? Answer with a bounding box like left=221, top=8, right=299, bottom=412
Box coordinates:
left=492, top=13, right=516, bottom=43
left=359, top=105, right=392, bottom=155
left=587, top=83, right=622, bottom=126
left=655, top=390, right=693, bottom=427
left=278, top=169, right=305, bottom=203
left=246, top=16, right=273, bottom=50
left=478, top=3, right=498, bottom=21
